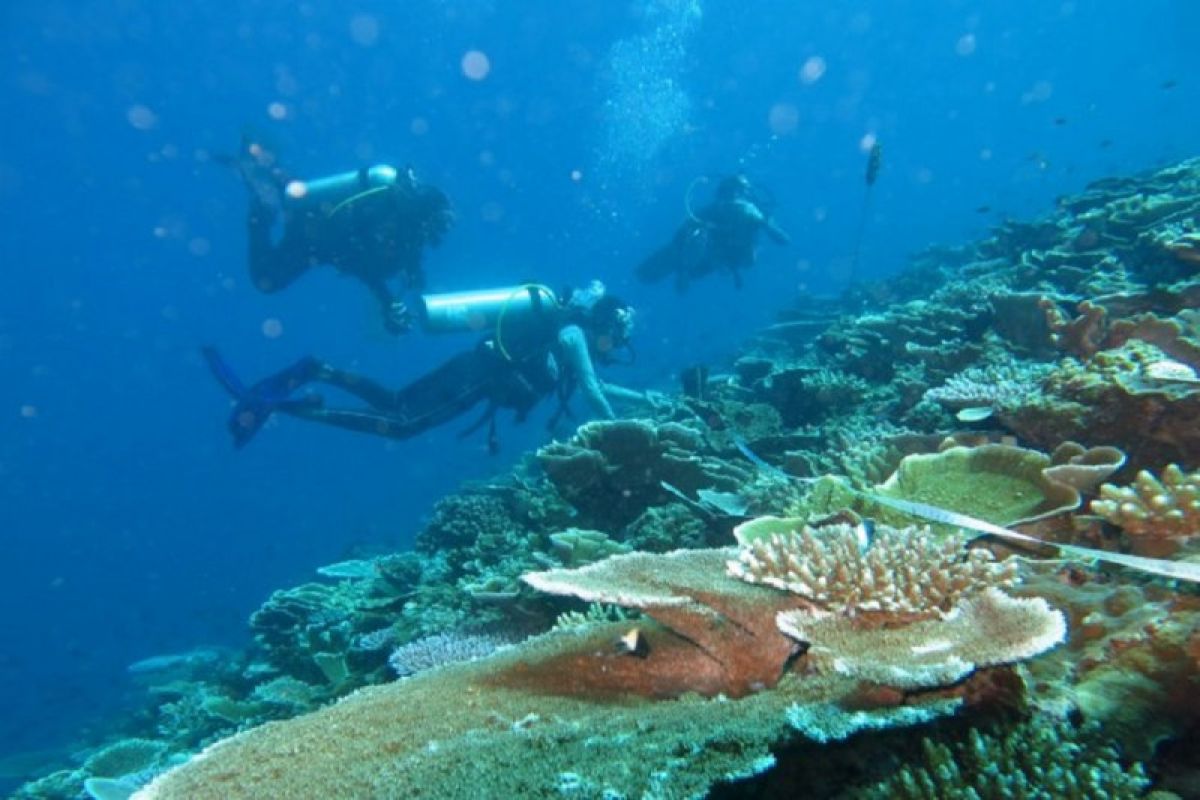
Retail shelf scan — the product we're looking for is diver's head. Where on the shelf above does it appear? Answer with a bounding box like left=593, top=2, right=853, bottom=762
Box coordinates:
left=588, top=294, right=636, bottom=361
left=716, top=174, right=752, bottom=201
left=561, top=280, right=635, bottom=360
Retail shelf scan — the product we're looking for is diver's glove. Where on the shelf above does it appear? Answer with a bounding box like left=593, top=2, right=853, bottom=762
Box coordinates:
left=384, top=300, right=415, bottom=335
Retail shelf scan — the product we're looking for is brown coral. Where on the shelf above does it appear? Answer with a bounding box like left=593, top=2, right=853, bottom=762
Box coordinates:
left=726, top=523, right=1016, bottom=618
left=521, top=548, right=804, bottom=698
left=1091, top=464, right=1200, bottom=540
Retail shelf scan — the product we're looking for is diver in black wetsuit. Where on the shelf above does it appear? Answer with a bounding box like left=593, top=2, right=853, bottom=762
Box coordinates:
left=204, top=282, right=663, bottom=452
left=636, top=174, right=790, bottom=292
left=230, top=137, right=454, bottom=333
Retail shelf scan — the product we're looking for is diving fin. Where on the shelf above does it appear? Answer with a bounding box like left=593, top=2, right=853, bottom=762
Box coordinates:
left=214, top=131, right=287, bottom=215
left=202, top=347, right=322, bottom=448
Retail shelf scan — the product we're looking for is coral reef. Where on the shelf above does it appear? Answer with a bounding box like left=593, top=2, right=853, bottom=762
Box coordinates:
left=27, top=155, right=1200, bottom=800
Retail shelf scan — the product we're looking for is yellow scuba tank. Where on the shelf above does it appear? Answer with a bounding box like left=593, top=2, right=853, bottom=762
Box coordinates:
left=419, top=285, right=558, bottom=335
left=283, top=164, right=402, bottom=217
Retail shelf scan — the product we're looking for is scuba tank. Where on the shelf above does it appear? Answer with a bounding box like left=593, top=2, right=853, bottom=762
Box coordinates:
left=283, top=164, right=402, bottom=216
left=419, top=285, right=559, bottom=334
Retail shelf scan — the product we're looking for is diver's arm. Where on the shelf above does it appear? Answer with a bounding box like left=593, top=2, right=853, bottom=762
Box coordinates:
left=559, top=326, right=616, bottom=419
left=764, top=216, right=790, bottom=245
left=559, top=326, right=664, bottom=418
left=734, top=198, right=790, bottom=244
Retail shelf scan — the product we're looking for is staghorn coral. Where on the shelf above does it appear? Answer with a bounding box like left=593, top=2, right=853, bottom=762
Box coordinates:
left=853, top=718, right=1150, bottom=799
left=1091, top=464, right=1200, bottom=539
left=726, top=522, right=1016, bottom=618
left=777, top=589, right=1066, bottom=690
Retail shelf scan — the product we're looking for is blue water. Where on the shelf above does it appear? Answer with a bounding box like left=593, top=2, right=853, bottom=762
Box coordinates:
left=1, top=0, right=1196, bottom=774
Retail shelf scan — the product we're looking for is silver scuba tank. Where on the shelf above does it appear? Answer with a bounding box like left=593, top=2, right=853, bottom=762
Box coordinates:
left=283, top=164, right=401, bottom=214
left=419, top=285, right=558, bottom=334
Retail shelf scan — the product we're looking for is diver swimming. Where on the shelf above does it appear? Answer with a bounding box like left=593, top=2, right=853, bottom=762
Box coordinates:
left=224, top=134, right=455, bottom=333
left=205, top=282, right=663, bottom=452
left=635, top=174, right=790, bottom=292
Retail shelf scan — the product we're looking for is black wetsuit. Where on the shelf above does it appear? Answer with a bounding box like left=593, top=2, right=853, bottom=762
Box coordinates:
left=636, top=194, right=789, bottom=291
left=276, top=304, right=569, bottom=447
left=247, top=170, right=451, bottom=319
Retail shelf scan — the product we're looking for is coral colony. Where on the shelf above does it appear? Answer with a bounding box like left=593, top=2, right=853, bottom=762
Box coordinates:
left=20, top=162, right=1200, bottom=799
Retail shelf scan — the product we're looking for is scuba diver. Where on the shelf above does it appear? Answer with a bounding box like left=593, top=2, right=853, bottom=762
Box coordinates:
left=226, top=135, right=455, bottom=333
left=204, top=282, right=662, bottom=452
left=635, top=174, right=790, bottom=292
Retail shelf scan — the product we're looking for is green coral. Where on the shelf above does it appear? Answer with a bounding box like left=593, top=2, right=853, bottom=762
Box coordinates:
left=851, top=718, right=1150, bottom=799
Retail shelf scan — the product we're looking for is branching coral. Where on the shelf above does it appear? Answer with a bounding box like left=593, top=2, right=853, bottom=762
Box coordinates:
left=1091, top=464, right=1200, bottom=539
left=726, top=523, right=1016, bottom=618
left=924, top=361, right=1052, bottom=410
left=854, top=718, right=1149, bottom=799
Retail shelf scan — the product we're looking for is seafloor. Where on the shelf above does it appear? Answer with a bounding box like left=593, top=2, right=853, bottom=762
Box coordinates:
left=16, top=158, right=1200, bottom=799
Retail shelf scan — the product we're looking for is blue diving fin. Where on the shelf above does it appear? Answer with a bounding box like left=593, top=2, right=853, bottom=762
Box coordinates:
left=202, top=347, right=321, bottom=448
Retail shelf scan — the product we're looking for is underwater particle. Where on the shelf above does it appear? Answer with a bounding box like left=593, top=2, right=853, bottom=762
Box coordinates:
left=261, top=318, right=284, bottom=339
left=798, top=55, right=827, bottom=84
left=979, top=147, right=993, bottom=160
left=266, top=101, right=289, bottom=120
left=955, top=33, right=977, bottom=56
left=570, top=169, right=583, bottom=182
left=126, top=104, right=158, bottom=131
left=768, top=102, right=799, bottom=135
left=461, top=50, right=491, bottom=81
left=285, top=180, right=308, bottom=200
left=410, top=117, right=430, bottom=136
left=19, top=404, right=37, bottom=418
left=348, top=13, right=380, bottom=46
left=480, top=201, right=504, bottom=223
left=1021, top=80, right=1054, bottom=104
left=859, top=132, right=877, bottom=153
left=188, top=237, right=210, bottom=257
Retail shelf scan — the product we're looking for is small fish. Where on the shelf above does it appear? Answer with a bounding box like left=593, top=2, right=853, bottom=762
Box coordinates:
left=1099, top=139, right=1114, bottom=149
left=1161, top=79, right=1178, bottom=90
left=974, top=205, right=992, bottom=214
left=1053, top=117, right=1068, bottom=126
left=616, top=627, right=650, bottom=658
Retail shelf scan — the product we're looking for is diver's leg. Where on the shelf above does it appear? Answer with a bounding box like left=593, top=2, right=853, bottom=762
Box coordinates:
left=248, top=217, right=312, bottom=294
left=312, top=365, right=399, bottom=409
left=284, top=406, right=423, bottom=440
